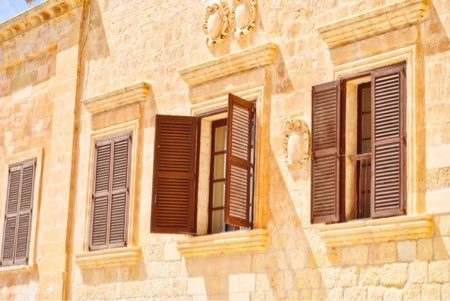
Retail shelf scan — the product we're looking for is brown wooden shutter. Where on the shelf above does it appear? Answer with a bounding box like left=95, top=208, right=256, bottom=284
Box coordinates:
left=90, top=134, right=131, bottom=250
left=224, top=94, right=253, bottom=228
left=151, top=115, right=198, bottom=234
left=1, top=159, right=35, bottom=266
left=371, top=63, right=406, bottom=218
left=311, top=81, right=344, bottom=224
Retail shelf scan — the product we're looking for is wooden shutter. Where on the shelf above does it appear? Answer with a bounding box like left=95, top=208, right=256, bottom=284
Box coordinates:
left=90, top=134, right=131, bottom=250
left=1, top=159, right=35, bottom=266
left=224, top=94, right=253, bottom=228
left=371, top=63, right=406, bottom=218
left=151, top=115, right=198, bottom=234
left=311, top=81, right=344, bottom=224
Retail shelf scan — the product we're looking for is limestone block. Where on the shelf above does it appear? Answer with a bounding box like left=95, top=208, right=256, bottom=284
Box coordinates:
left=341, top=245, right=369, bottom=266
left=367, top=286, right=383, bottom=301
left=337, top=267, right=359, bottom=287
left=187, top=277, right=206, bottom=295
left=428, top=260, right=449, bottom=283
left=359, top=266, right=380, bottom=286
left=343, top=286, right=367, bottom=301
left=383, top=288, right=402, bottom=301
left=403, top=284, right=422, bottom=301
left=442, top=283, right=450, bottom=301
left=294, top=269, right=321, bottom=289
left=421, top=283, right=441, bottom=300
left=418, top=238, right=434, bottom=260
left=380, top=263, right=408, bottom=288
left=397, top=240, right=417, bottom=262
left=433, top=238, right=449, bottom=260
left=228, top=273, right=256, bottom=293
left=408, top=261, right=428, bottom=284
left=370, top=242, right=397, bottom=264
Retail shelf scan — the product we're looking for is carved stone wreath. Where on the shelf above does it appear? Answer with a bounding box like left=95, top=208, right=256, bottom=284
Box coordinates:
left=203, top=1, right=230, bottom=47
left=283, top=118, right=311, bottom=168
left=231, top=0, right=257, bottom=37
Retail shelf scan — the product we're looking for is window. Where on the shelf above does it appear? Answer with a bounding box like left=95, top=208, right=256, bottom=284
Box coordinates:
left=90, top=133, right=131, bottom=250
left=1, top=159, right=36, bottom=266
left=311, top=62, right=406, bottom=224
left=151, top=94, right=255, bottom=234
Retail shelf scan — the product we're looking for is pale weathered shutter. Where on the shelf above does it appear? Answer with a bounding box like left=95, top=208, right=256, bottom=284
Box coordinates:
left=371, top=63, right=406, bottom=218
left=90, top=141, right=111, bottom=250
left=224, top=94, right=253, bottom=228
left=14, top=161, right=35, bottom=264
left=311, top=81, right=344, bottom=224
left=151, top=115, right=198, bottom=234
left=1, top=159, right=35, bottom=266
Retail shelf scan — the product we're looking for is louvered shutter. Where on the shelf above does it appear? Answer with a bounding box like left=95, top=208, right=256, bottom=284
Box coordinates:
left=371, top=63, right=406, bottom=218
left=151, top=115, right=198, bottom=234
left=109, top=135, right=130, bottom=247
left=224, top=94, right=253, bottom=228
left=311, top=81, right=344, bottom=224
left=1, top=159, right=35, bottom=266
left=90, top=141, right=111, bottom=250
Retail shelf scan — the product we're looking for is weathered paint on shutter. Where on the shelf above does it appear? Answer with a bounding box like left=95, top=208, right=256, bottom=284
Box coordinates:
left=109, top=136, right=130, bottom=247
left=371, top=63, right=406, bottom=218
left=1, top=159, right=35, bottom=266
left=90, top=141, right=111, bottom=250
left=151, top=115, right=198, bottom=234
left=224, top=94, right=253, bottom=228
left=311, top=81, right=344, bottom=224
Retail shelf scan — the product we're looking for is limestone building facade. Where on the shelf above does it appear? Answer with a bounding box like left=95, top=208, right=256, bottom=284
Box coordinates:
left=0, top=0, right=449, bottom=300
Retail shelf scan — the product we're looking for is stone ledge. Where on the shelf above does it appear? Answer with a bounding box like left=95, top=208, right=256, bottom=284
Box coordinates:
left=177, top=229, right=268, bottom=257
left=0, top=264, right=36, bottom=275
left=317, top=0, right=430, bottom=48
left=0, top=0, right=83, bottom=44
left=178, top=42, right=278, bottom=87
left=82, top=82, right=151, bottom=114
left=74, top=246, right=142, bottom=268
left=318, top=215, right=433, bottom=247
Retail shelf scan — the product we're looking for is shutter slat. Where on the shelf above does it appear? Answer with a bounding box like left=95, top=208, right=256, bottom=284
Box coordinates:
left=225, top=94, right=253, bottom=228
left=371, top=63, right=406, bottom=218
left=151, top=115, right=198, bottom=234
left=311, top=81, right=343, bottom=224
left=91, top=195, right=108, bottom=247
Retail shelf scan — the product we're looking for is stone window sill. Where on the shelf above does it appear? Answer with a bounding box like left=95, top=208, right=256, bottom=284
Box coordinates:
left=317, top=214, right=433, bottom=247
left=177, top=229, right=268, bottom=257
left=74, top=246, right=142, bottom=269
left=0, top=264, right=36, bottom=275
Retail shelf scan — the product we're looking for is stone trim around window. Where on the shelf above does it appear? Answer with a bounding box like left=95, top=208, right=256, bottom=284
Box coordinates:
left=317, top=0, right=430, bottom=49
left=318, top=214, right=433, bottom=247
left=0, top=147, right=44, bottom=273
left=82, top=82, right=151, bottom=115
left=178, top=42, right=278, bottom=87
left=74, top=246, right=142, bottom=268
left=177, top=229, right=268, bottom=257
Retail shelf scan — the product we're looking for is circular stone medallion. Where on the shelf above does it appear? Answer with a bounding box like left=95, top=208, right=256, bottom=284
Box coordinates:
left=207, top=12, right=224, bottom=40
left=235, top=3, right=250, bottom=29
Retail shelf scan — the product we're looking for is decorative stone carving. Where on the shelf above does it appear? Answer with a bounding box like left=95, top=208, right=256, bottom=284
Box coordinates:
left=283, top=118, right=310, bottom=168
left=203, top=1, right=230, bottom=47
left=231, top=0, right=257, bottom=37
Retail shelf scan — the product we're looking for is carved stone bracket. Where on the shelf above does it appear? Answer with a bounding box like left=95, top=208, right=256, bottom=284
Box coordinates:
left=203, top=1, right=230, bottom=47
left=283, top=117, right=311, bottom=168
left=231, top=0, right=257, bottom=38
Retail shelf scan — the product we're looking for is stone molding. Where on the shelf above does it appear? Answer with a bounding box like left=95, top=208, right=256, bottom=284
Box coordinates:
left=0, top=0, right=83, bottom=44
left=0, top=264, right=36, bottom=275
left=74, top=246, right=142, bottom=268
left=318, top=215, right=433, bottom=247
left=82, top=82, right=151, bottom=114
left=177, top=229, right=268, bottom=257
left=317, top=0, right=430, bottom=48
left=178, top=42, right=278, bottom=86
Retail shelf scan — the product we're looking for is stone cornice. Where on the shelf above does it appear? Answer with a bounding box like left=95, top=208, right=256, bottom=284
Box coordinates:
left=177, top=229, right=268, bottom=257
left=178, top=42, right=278, bottom=86
left=317, top=0, right=430, bottom=49
left=74, top=246, right=142, bottom=268
left=0, top=0, right=83, bottom=44
left=318, top=215, right=433, bottom=247
left=82, top=82, right=151, bottom=114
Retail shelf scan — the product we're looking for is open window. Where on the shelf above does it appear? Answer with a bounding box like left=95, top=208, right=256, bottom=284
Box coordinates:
left=151, top=94, right=255, bottom=235
left=311, top=62, right=406, bottom=223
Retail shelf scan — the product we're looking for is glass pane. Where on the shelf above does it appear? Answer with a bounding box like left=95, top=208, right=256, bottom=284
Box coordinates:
left=213, top=182, right=225, bottom=208
left=212, top=210, right=224, bottom=234
left=361, top=114, right=371, bottom=138
left=214, top=154, right=226, bottom=179
left=214, top=126, right=227, bottom=152
left=362, top=87, right=371, bottom=112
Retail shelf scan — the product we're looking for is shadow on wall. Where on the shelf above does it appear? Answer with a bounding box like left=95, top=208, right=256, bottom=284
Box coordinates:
left=425, top=4, right=450, bottom=56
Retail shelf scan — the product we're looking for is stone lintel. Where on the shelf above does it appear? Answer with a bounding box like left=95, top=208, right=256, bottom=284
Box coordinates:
left=178, top=42, right=278, bottom=87
left=74, top=246, right=142, bottom=268
left=317, top=0, right=430, bottom=48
